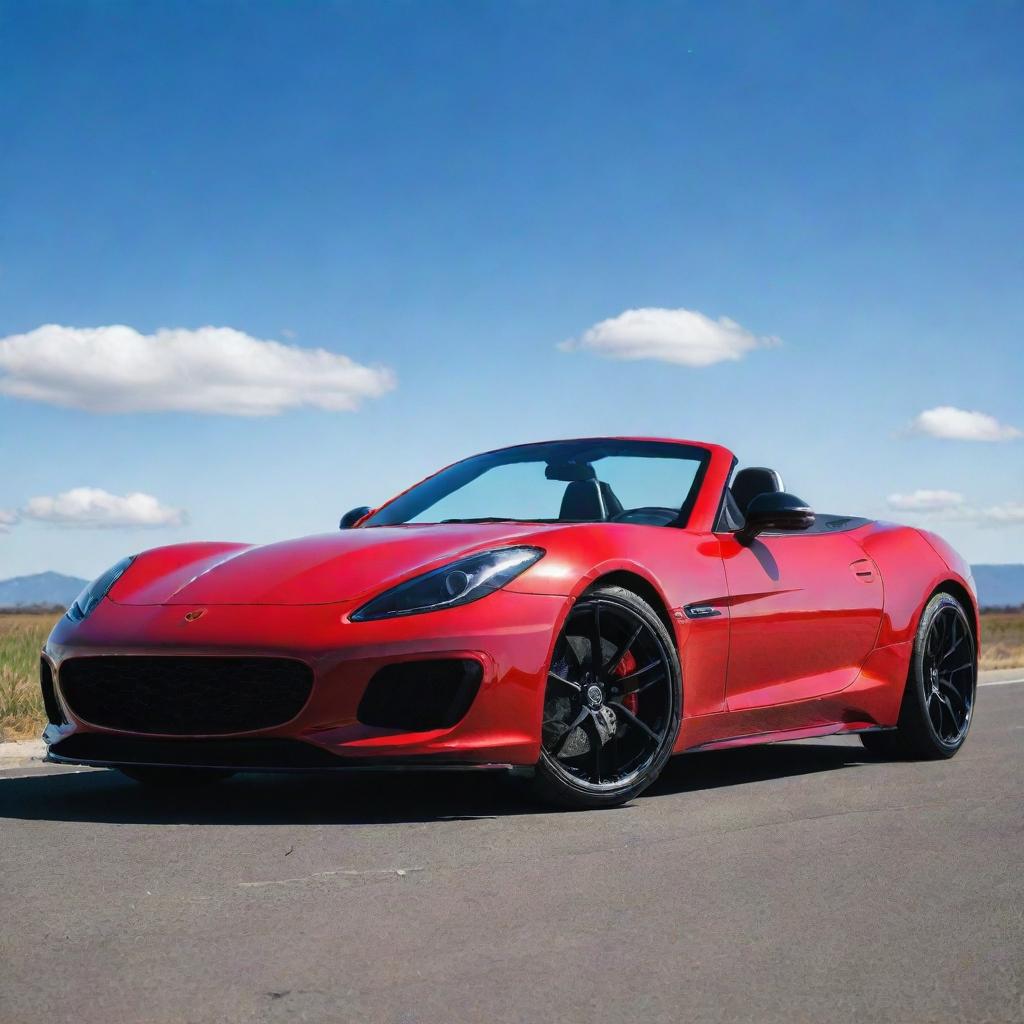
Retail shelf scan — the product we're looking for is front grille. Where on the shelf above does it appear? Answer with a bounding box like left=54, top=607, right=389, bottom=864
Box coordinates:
left=40, top=658, right=66, bottom=725
left=58, top=656, right=313, bottom=735
left=357, top=659, right=482, bottom=732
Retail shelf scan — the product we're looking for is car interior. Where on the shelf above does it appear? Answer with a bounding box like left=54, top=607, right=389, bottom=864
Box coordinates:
left=553, top=462, right=790, bottom=531
left=719, top=466, right=785, bottom=530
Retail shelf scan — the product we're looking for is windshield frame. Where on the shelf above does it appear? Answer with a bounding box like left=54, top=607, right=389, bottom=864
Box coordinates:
left=362, top=438, right=712, bottom=529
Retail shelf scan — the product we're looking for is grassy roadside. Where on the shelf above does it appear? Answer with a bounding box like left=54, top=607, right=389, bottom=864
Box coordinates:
left=0, top=611, right=61, bottom=741
left=2, top=607, right=1023, bottom=742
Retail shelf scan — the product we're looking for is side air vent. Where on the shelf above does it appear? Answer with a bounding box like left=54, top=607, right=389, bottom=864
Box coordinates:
left=40, top=658, right=66, bottom=725
left=357, top=659, right=482, bottom=732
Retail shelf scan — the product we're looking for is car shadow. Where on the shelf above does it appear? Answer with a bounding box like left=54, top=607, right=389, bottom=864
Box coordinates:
left=0, top=739, right=878, bottom=826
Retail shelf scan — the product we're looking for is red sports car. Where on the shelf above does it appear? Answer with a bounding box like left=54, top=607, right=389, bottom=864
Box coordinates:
left=41, top=437, right=979, bottom=809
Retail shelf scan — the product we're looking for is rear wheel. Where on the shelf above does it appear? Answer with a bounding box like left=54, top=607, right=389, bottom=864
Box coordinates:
left=532, top=585, right=681, bottom=809
left=861, top=592, right=976, bottom=759
left=117, top=767, right=234, bottom=787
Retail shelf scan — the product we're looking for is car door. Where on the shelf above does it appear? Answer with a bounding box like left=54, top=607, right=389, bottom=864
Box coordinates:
left=719, top=527, right=883, bottom=711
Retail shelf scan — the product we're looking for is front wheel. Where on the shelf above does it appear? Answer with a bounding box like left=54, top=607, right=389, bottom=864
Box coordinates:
left=532, top=586, right=681, bottom=810
left=861, top=592, right=977, bottom=760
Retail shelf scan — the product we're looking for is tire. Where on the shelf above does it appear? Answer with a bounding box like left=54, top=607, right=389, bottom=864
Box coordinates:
left=117, top=766, right=235, bottom=787
left=858, top=730, right=900, bottom=756
left=861, top=591, right=977, bottom=760
left=532, top=585, right=682, bottom=810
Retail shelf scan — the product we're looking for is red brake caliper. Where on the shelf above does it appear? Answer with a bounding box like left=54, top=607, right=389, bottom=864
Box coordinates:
left=613, top=649, right=639, bottom=714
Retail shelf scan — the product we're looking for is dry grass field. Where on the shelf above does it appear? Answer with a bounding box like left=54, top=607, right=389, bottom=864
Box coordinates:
left=978, top=610, right=1024, bottom=670
left=0, top=610, right=61, bottom=740
left=1, top=607, right=1023, bottom=742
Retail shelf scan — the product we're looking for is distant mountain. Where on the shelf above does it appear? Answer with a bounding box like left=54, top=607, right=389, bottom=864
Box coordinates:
left=0, top=564, right=1021, bottom=611
left=972, top=565, right=1024, bottom=610
left=0, top=571, right=88, bottom=609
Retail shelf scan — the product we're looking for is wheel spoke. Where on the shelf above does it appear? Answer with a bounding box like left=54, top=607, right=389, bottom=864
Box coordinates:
left=936, top=692, right=963, bottom=736
left=589, top=604, right=603, bottom=672
left=603, top=624, right=643, bottom=677
left=580, top=713, right=603, bottom=783
left=609, top=701, right=660, bottom=744
left=548, top=671, right=581, bottom=693
left=938, top=678, right=965, bottom=708
left=943, top=615, right=968, bottom=663
left=551, top=707, right=589, bottom=756
left=940, top=634, right=966, bottom=666
left=616, top=661, right=663, bottom=694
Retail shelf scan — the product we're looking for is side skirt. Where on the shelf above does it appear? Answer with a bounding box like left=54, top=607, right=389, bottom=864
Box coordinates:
left=682, top=721, right=897, bottom=754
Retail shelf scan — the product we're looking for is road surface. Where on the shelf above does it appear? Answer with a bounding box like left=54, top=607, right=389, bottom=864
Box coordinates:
left=2, top=676, right=1021, bottom=1023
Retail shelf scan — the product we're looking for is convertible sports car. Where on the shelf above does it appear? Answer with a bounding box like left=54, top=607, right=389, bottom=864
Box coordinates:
left=41, top=437, right=979, bottom=809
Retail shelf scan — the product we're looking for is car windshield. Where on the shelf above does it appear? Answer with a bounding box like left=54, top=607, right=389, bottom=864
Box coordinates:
left=364, top=439, right=710, bottom=527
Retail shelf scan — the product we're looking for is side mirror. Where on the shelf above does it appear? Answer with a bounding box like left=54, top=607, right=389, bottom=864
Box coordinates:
left=339, top=506, right=372, bottom=530
left=737, top=492, right=815, bottom=545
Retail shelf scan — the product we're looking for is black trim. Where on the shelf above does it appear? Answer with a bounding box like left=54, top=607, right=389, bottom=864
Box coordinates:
left=46, top=734, right=515, bottom=773
left=759, top=513, right=873, bottom=537
left=683, top=604, right=722, bottom=619
left=39, top=658, right=66, bottom=726
left=713, top=457, right=739, bottom=533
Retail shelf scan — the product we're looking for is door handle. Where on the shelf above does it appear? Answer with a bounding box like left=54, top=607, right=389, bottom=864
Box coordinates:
left=849, top=559, right=877, bottom=583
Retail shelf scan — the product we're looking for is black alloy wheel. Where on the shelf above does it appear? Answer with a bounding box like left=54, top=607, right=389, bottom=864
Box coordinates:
left=533, top=585, right=681, bottom=809
left=861, top=592, right=976, bottom=759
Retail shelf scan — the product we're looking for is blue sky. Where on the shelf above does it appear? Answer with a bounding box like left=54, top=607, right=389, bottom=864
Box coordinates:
left=1, top=0, right=1022, bottom=579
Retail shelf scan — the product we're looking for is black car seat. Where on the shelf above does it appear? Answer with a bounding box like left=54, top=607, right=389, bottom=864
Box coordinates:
left=730, top=467, right=785, bottom=517
left=559, top=480, right=624, bottom=521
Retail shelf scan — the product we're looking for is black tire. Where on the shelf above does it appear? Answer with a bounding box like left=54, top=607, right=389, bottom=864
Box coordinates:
left=532, top=585, right=682, bottom=810
left=117, top=766, right=235, bottom=787
left=858, top=730, right=900, bottom=756
left=861, top=591, right=977, bottom=760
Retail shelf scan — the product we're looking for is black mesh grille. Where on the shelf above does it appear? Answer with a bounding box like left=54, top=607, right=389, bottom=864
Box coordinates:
left=40, top=658, right=66, bottom=725
left=357, top=659, right=482, bottom=732
left=58, top=656, right=313, bottom=735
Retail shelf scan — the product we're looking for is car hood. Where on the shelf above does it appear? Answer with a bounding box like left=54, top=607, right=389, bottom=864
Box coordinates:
left=109, top=523, right=564, bottom=606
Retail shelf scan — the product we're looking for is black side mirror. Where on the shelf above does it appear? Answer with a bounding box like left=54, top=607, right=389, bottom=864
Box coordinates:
left=340, top=506, right=372, bottom=530
left=737, top=492, right=815, bottom=545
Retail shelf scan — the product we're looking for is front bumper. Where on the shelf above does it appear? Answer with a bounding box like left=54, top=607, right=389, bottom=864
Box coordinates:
left=42, top=589, right=569, bottom=770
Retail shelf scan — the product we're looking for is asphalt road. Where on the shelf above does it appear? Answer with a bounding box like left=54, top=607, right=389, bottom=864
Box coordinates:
left=2, top=678, right=1022, bottom=1024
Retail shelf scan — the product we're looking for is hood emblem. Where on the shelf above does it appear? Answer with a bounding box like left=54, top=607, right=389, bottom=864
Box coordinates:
left=183, top=608, right=207, bottom=622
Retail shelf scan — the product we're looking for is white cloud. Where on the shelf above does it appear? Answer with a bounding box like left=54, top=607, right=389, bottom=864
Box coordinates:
left=981, top=503, right=1024, bottom=525
left=21, top=488, right=187, bottom=529
left=911, top=406, right=1021, bottom=442
left=0, top=324, right=396, bottom=416
left=0, top=509, right=17, bottom=533
left=886, top=490, right=1024, bottom=527
left=887, top=489, right=965, bottom=511
left=559, top=307, right=780, bottom=367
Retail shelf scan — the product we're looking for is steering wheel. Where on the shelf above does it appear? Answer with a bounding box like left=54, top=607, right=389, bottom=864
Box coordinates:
left=609, top=506, right=679, bottom=526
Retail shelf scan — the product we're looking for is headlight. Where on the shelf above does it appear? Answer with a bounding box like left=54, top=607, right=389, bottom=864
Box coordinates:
left=351, top=546, right=544, bottom=621
left=66, top=556, right=136, bottom=622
